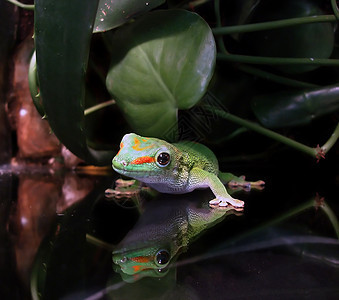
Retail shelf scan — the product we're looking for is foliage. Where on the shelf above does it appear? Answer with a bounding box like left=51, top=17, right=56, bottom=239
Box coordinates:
left=14, top=0, right=339, bottom=164
left=105, top=9, right=216, bottom=141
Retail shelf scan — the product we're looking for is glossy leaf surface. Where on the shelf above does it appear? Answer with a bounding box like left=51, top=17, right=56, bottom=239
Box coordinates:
left=28, top=51, right=45, bottom=118
left=35, top=0, right=114, bottom=165
left=252, top=85, right=339, bottom=128
left=106, top=10, right=216, bottom=140
left=94, top=0, right=165, bottom=33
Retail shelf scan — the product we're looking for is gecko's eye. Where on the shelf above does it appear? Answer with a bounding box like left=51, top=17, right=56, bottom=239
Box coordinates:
left=155, top=249, right=170, bottom=267
left=156, top=152, right=170, bottom=167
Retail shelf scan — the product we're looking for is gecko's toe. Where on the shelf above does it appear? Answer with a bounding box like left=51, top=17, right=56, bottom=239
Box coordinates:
left=229, top=198, right=245, bottom=208
left=218, top=201, right=229, bottom=207
left=243, top=183, right=251, bottom=189
left=209, top=198, right=221, bottom=205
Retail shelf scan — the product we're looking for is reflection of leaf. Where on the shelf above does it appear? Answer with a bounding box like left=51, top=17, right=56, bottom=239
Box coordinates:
left=94, top=0, right=165, bottom=33
left=106, top=10, right=216, bottom=140
left=31, top=180, right=110, bottom=299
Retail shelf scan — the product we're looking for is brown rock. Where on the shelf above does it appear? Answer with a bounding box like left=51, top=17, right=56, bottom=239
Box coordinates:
left=8, top=33, right=61, bottom=160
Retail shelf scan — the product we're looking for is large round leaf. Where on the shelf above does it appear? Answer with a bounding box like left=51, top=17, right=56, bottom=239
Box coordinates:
left=94, top=0, right=165, bottom=33
left=106, top=9, right=216, bottom=140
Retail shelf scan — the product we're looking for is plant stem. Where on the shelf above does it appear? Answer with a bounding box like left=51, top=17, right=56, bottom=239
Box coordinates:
left=212, top=2, right=326, bottom=88
left=222, top=127, right=248, bottom=141
left=238, top=64, right=319, bottom=89
left=175, top=197, right=339, bottom=269
left=321, top=122, right=339, bottom=154
left=84, top=99, right=116, bottom=116
left=217, top=53, right=339, bottom=67
left=88, top=59, right=107, bottom=87
left=320, top=202, right=339, bottom=239
left=6, top=0, right=34, bottom=10
left=330, top=0, right=339, bottom=20
left=209, top=127, right=249, bottom=146
left=171, top=0, right=210, bottom=9
left=86, top=234, right=115, bottom=250
left=255, top=196, right=338, bottom=240
left=214, top=0, right=229, bottom=54
left=203, top=104, right=318, bottom=158
left=320, top=203, right=339, bottom=239
left=212, top=15, right=337, bottom=35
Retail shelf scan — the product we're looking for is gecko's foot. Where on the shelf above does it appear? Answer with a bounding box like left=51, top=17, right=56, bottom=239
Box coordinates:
left=209, top=198, right=225, bottom=206
left=104, top=188, right=116, bottom=198
left=104, top=187, right=139, bottom=199
left=115, top=178, right=136, bottom=188
left=105, top=179, right=141, bottom=199
left=209, top=197, right=245, bottom=208
left=228, top=176, right=265, bottom=190
left=250, top=180, right=265, bottom=186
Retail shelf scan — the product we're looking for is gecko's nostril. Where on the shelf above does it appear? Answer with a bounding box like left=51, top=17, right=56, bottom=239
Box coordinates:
left=122, top=161, right=127, bottom=166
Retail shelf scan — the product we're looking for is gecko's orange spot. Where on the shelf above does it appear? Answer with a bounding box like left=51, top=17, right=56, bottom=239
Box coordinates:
left=130, top=256, right=151, bottom=263
left=130, top=156, right=155, bottom=165
left=116, top=142, right=124, bottom=156
left=132, top=137, right=154, bottom=151
left=132, top=265, right=142, bottom=272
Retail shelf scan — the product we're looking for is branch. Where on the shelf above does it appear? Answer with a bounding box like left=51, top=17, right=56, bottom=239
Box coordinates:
left=203, top=102, right=338, bottom=159
left=6, top=0, right=34, bottom=10
left=212, top=15, right=337, bottom=35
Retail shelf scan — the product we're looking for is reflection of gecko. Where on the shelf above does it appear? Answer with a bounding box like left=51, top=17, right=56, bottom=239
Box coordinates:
left=113, top=133, right=264, bottom=208
left=113, top=193, right=243, bottom=277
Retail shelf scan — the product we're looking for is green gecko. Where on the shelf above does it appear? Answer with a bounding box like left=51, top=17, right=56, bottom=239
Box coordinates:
left=112, top=133, right=265, bottom=208
left=112, top=196, right=243, bottom=278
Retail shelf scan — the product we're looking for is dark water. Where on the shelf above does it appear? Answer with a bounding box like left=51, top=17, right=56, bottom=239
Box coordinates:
left=0, top=159, right=338, bottom=300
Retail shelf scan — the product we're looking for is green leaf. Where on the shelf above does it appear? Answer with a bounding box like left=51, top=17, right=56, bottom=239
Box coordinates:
left=35, top=0, right=114, bottom=165
left=94, top=0, right=165, bottom=33
left=252, top=84, right=339, bottom=128
left=106, top=9, right=216, bottom=140
left=28, top=51, right=45, bottom=118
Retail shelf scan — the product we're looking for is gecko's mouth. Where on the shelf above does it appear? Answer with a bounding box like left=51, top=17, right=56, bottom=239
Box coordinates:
left=112, top=160, right=128, bottom=171
left=112, top=161, right=155, bottom=176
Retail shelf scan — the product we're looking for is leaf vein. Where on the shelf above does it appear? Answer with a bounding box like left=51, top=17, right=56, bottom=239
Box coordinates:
left=136, top=46, right=176, bottom=105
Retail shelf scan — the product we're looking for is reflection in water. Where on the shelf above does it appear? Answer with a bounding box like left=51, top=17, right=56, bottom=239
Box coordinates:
left=1, top=168, right=338, bottom=299
left=9, top=175, right=60, bottom=287
left=6, top=171, right=95, bottom=291
left=92, top=194, right=339, bottom=300
left=111, top=191, right=243, bottom=281
left=59, top=173, right=95, bottom=212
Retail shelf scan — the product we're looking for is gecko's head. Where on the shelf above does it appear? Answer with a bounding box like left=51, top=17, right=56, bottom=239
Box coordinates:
left=113, top=245, right=172, bottom=276
left=112, top=133, right=176, bottom=179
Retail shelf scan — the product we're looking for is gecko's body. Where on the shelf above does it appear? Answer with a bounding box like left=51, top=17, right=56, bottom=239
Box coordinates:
left=112, top=133, right=264, bottom=207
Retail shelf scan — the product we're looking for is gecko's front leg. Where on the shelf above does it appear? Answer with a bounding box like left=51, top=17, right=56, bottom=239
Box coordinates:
left=189, top=168, right=244, bottom=208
